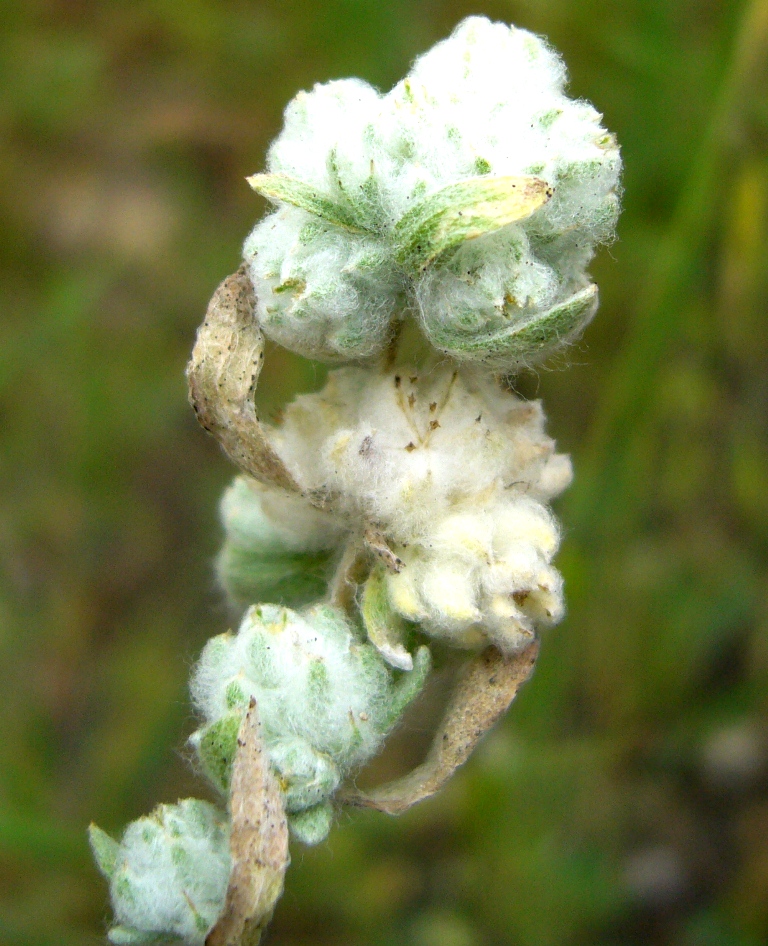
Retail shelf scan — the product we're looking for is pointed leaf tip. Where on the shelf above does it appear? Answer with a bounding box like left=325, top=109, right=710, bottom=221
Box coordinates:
left=247, top=173, right=368, bottom=233
left=89, top=823, right=121, bottom=880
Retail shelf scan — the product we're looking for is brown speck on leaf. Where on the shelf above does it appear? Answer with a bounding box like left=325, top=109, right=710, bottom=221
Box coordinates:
left=359, top=435, right=373, bottom=457
left=394, top=375, right=401, bottom=388
left=405, top=442, right=416, bottom=452
left=429, top=402, right=437, bottom=413
left=429, top=420, right=440, bottom=431
left=408, top=393, right=416, bottom=408
left=409, top=376, right=418, bottom=384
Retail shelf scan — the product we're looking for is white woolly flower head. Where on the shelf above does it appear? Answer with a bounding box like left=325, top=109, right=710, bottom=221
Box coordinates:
left=384, top=495, right=565, bottom=654
left=244, top=16, right=620, bottom=366
left=189, top=602, right=430, bottom=842
left=89, top=799, right=230, bottom=946
left=255, top=363, right=571, bottom=656
left=273, top=364, right=572, bottom=542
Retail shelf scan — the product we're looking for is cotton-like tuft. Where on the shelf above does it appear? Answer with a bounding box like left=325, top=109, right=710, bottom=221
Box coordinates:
left=243, top=16, right=620, bottom=367
left=385, top=497, right=565, bottom=654
left=273, top=365, right=571, bottom=542
left=261, top=364, right=571, bottom=652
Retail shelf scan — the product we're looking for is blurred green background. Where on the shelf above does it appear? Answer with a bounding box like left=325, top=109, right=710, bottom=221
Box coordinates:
left=1, top=0, right=767, bottom=944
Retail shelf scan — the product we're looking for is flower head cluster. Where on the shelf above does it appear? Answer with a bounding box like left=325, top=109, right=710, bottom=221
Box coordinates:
left=245, top=16, right=620, bottom=366
left=216, top=364, right=571, bottom=656
left=92, top=16, right=620, bottom=944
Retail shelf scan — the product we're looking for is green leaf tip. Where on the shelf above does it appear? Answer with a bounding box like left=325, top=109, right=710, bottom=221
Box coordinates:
left=385, top=645, right=432, bottom=729
left=196, top=712, right=243, bottom=794
left=361, top=565, right=413, bottom=670
left=247, top=173, right=369, bottom=233
left=89, top=823, right=121, bottom=880
left=288, top=801, right=334, bottom=846
left=108, top=927, right=171, bottom=945
left=394, top=175, right=553, bottom=273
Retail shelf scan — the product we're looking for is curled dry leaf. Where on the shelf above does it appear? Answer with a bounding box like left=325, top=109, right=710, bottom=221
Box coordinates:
left=187, top=266, right=300, bottom=494
left=342, top=641, right=539, bottom=815
left=206, top=700, right=290, bottom=946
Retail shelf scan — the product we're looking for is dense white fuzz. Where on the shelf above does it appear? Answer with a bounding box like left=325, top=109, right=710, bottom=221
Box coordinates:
left=190, top=603, right=430, bottom=840
left=267, top=363, right=571, bottom=651
left=244, top=16, right=620, bottom=366
left=384, top=497, right=565, bottom=653
left=89, top=800, right=230, bottom=946
left=273, top=365, right=571, bottom=540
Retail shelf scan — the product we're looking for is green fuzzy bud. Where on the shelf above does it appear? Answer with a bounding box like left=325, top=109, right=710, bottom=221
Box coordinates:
left=421, top=283, right=599, bottom=366
left=191, top=604, right=431, bottom=811
left=217, top=477, right=341, bottom=607
left=288, top=801, right=334, bottom=846
left=89, top=800, right=230, bottom=946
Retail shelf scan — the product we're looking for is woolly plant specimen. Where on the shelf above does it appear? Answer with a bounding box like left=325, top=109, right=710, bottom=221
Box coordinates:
left=90, top=16, right=620, bottom=945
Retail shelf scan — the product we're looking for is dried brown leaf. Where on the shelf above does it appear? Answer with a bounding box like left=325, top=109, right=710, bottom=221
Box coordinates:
left=187, top=266, right=300, bottom=493
left=341, top=642, right=539, bottom=814
left=206, top=700, right=289, bottom=946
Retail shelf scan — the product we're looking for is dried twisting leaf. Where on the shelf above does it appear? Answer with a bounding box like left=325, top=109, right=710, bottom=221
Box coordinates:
left=342, top=642, right=539, bottom=814
left=206, top=700, right=289, bottom=946
left=187, top=267, right=300, bottom=493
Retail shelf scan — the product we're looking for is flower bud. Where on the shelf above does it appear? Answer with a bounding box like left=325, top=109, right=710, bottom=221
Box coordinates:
left=89, top=799, right=230, bottom=946
left=383, top=497, right=566, bottom=654
left=190, top=603, right=430, bottom=842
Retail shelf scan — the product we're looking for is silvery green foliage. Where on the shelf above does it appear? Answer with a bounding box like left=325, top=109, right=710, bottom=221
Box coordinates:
left=89, top=800, right=230, bottom=946
left=244, top=16, right=620, bottom=365
left=189, top=603, right=430, bottom=842
left=217, top=476, right=343, bottom=606
left=270, top=364, right=571, bottom=654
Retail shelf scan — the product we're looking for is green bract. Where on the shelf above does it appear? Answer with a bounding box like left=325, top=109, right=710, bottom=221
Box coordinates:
left=216, top=476, right=342, bottom=607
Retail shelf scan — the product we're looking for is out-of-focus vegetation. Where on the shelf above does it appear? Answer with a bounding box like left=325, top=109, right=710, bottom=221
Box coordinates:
left=1, top=0, right=767, bottom=943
